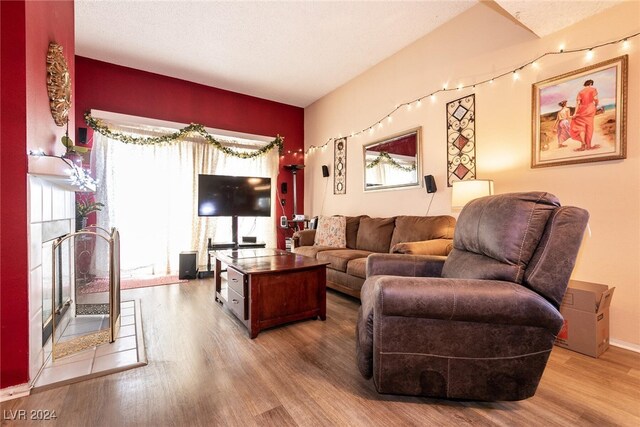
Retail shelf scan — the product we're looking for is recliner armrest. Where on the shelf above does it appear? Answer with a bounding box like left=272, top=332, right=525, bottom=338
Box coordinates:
left=366, top=253, right=446, bottom=278
left=372, top=276, right=563, bottom=331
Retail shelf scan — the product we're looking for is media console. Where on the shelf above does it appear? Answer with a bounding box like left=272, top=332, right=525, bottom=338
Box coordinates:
left=197, top=241, right=267, bottom=278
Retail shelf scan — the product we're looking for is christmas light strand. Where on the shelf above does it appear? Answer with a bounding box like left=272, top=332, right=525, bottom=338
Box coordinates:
left=305, top=32, right=639, bottom=155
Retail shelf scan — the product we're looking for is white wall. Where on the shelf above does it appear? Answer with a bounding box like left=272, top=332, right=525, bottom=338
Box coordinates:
left=304, top=2, right=640, bottom=347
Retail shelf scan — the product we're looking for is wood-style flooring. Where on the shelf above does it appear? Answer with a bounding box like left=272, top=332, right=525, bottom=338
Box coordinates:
left=3, top=279, right=639, bottom=426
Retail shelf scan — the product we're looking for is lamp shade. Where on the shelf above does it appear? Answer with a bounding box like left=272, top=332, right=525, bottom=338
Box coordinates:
left=451, top=179, right=494, bottom=208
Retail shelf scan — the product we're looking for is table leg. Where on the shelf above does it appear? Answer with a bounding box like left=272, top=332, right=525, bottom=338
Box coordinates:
left=214, top=257, right=222, bottom=302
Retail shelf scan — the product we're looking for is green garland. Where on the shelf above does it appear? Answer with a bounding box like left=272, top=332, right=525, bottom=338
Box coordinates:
left=84, top=112, right=284, bottom=159
left=366, top=151, right=416, bottom=172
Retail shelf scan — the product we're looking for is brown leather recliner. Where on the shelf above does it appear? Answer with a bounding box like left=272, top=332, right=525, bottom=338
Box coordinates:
left=356, top=192, right=589, bottom=401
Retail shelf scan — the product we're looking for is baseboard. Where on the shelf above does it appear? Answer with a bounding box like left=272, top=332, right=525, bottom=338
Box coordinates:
left=610, top=339, right=640, bottom=353
left=0, top=383, right=31, bottom=402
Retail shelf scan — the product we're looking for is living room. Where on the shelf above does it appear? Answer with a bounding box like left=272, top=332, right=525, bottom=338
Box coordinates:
left=1, top=0, right=639, bottom=424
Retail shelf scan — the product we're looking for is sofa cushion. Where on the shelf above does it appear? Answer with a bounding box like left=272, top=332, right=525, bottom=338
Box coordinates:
left=293, top=245, right=339, bottom=259
left=317, top=249, right=372, bottom=272
left=346, top=257, right=368, bottom=279
left=314, top=216, right=346, bottom=247
left=391, top=239, right=453, bottom=256
left=346, top=215, right=368, bottom=249
left=356, top=217, right=396, bottom=253
left=389, top=215, right=456, bottom=249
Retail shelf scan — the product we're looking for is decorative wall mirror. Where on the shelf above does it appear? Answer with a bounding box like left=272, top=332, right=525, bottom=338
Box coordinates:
left=363, top=127, right=421, bottom=191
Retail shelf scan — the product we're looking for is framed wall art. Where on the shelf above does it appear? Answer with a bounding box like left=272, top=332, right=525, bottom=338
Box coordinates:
left=447, top=94, right=476, bottom=186
left=531, top=55, right=627, bottom=168
left=334, top=137, right=347, bottom=194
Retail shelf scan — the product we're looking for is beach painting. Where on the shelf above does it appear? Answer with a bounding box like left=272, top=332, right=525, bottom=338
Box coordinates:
left=531, top=55, right=627, bottom=168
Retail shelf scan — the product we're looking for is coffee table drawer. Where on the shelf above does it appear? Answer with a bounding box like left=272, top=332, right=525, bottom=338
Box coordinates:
left=227, top=287, right=246, bottom=320
left=227, top=267, right=246, bottom=296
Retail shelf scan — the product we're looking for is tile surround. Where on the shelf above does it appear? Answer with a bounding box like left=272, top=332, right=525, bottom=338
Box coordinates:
left=27, top=175, right=76, bottom=385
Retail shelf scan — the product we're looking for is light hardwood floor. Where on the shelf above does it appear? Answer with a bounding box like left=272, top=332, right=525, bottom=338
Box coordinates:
left=3, top=279, right=639, bottom=426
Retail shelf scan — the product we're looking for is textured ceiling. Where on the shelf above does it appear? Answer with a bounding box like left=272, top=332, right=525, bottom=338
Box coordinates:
left=75, top=0, right=623, bottom=108
left=494, top=0, right=623, bottom=37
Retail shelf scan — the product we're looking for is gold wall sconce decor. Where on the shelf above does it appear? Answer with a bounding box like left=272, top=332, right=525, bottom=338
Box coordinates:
left=46, top=42, right=72, bottom=127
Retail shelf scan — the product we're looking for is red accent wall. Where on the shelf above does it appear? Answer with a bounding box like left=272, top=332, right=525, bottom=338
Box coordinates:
left=75, top=57, right=304, bottom=248
left=0, top=0, right=75, bottom=389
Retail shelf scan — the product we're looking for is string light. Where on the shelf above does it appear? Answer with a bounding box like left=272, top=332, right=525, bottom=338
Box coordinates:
left=304, top=32, right=639, bottom=155
left=28, top=150, right=98, bottom=190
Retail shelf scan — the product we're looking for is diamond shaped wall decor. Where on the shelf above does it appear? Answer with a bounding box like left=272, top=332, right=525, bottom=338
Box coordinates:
left=447, top=94, right=476, bottom=186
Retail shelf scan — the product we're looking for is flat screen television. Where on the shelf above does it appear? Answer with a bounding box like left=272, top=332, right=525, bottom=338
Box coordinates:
left=197, top=174, right=271, bottom=217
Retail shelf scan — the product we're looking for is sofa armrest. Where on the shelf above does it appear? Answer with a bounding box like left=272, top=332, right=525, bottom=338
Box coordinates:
left=366, top=253, right=446, bottom=278
left=391, top=238, right=453, bottom=256
left=292, top=229, right=316, bottom=248
left=372, top=276, right=562, bottom=331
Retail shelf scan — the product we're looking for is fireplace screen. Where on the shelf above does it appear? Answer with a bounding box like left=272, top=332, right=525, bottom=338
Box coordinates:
left=42, top=238, right=72, bottom=344
left=50, top=226, right=121, bottom=360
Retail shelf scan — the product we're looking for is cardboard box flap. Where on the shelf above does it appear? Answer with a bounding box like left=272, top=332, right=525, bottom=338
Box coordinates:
left=563, top=280, right=611, bottom=313
left=596, top=287, right=615, bottom=314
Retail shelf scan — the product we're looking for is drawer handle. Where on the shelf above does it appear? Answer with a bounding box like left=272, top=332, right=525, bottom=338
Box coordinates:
left=232, top=299, right=239, bottom=304
left=231, top=278, right=238, bottom=282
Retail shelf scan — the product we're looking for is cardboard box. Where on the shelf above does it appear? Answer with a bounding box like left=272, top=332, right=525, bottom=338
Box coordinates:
left=555, top=280, right=615, bottom=358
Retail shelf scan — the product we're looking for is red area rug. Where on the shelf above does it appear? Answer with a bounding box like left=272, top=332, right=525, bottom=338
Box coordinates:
left=78, top=275, right=188, bottom=294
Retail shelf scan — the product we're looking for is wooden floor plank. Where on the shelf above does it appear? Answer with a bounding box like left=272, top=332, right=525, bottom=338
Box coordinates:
left=4, top=280, right=639, bottom=426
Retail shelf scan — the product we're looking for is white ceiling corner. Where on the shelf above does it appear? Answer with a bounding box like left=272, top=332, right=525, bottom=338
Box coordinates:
left=494, top=0, right=624, bottom=38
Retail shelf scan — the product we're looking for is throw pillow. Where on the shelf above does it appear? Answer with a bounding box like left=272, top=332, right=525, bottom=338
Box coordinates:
left=314, top=216, right=347, bottom=247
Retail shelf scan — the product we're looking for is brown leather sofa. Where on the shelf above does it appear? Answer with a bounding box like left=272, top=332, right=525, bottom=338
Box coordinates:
left=292, top=215, right=456, bottom=298
left=356, top=192, right=589, bottom=401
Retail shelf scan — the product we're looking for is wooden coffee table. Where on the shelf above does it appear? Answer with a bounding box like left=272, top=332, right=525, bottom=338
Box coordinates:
left=213, top=248, right=329, bottom=338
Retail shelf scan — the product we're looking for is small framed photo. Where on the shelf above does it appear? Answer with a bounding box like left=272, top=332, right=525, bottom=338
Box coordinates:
left=531, top=55, right=627, bottom=168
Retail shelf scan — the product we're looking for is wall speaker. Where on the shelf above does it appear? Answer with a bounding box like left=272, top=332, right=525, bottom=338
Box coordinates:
left=281, top=182, right=287, bottom=194
left=78, top=127, right=88, bottom=145
left=322, top=165, right=330, bottom=177
left=179, top=251, right=198, bottom=280
left=424, top=175, right=437, bottom=193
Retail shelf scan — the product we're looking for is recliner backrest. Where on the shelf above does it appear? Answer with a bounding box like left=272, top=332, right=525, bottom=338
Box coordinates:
left=442, top=192, right=560, bottom=284
left=523, top=206, right=589, bottom=308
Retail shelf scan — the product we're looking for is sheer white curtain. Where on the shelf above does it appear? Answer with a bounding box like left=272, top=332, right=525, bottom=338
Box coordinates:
left=92, top=124, right=277, bottom=276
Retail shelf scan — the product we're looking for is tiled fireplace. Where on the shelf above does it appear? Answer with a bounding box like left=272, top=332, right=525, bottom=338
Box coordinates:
left=28, top=175, right=75, bottom=382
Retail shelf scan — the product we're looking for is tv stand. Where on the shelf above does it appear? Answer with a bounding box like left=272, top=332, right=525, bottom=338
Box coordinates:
left=199, top=241, right=266, bottom=278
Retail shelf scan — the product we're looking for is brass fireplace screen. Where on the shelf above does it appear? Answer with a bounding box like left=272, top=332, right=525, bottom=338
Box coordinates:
left=51, top=226, right=121, bottom=360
